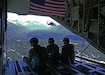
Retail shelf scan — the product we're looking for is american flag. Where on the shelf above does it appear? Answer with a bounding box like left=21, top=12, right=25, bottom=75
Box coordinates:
left=29, top=0, right=65, bottom=17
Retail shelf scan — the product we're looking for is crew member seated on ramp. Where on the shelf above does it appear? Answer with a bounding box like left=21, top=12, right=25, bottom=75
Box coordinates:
left=61, top=38, right=75, bottom=65
left=23, top=37, right=47, bottom=71
left=46, top=38, right=60, bottom=67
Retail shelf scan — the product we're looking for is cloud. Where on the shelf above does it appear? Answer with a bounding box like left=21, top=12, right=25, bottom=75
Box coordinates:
left=7, top=12, right=60, bottom=27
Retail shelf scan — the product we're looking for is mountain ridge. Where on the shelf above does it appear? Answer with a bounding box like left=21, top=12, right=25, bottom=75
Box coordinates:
left=7, top=21, right=83, bottom=41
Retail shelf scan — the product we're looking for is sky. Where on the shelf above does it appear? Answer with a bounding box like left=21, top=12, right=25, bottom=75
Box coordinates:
left=7, top=12, right=60, bottom=27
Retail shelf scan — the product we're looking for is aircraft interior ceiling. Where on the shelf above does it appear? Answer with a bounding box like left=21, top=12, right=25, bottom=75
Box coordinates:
left=51, top=0, right=105, bottom=54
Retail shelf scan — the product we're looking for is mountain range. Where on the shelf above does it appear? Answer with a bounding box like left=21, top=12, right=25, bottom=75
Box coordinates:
left=7, top=20, right=83, bottom=41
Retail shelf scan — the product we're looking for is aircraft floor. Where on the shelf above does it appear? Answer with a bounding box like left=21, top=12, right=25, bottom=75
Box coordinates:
left=3, top=58, right=105, bottom=75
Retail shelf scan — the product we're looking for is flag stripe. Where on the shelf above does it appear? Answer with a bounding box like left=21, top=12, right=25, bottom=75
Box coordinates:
left=29, top=0, right=65, bottom=16
left=30, top=3, right=65, bottom=12
left=30, top=7, right=65, bottom=15
left=30, top=11, right=65, bottom=16
left=30, top=6, right=65, bottom=16
left=47, top=0, right=64, bottom=1
left=45, top=0, right=65, bottom=5
left=45, top=3, right=64, bottom=8
left=45, top=0, right=65, bottom=8
left=46, top=0, right=64, bottom=2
